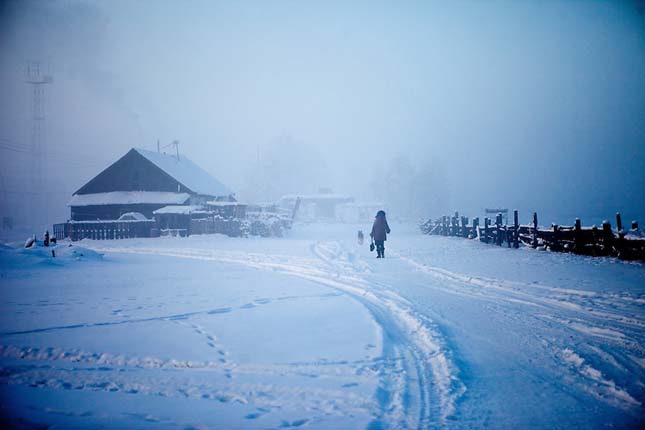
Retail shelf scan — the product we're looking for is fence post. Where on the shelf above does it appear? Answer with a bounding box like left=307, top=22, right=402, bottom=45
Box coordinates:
left=473, top=217, right=479, bottom=239
left=602, top=221, right=614, bottom=256
left=552, top=224, right=560, bottom=251
left=513, top=209, right=519, bottom=248
left=591, top=225, right=599, bottom=256
left=484, top=217, right=490, bottom=243
left=616, top=212, right=625, bottom=239
left=574, top=218, right=582, bottom=253
left=453, top=214, right=458, bottom=236
left=532, top=212, right=538, bottom=248
left=496, top=213, right=502, bottom=246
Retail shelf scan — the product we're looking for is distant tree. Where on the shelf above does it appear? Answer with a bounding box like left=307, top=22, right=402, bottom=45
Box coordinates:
left=371, top=152, right=448, bottom=220
left=240, top=134, right=330, bottom=202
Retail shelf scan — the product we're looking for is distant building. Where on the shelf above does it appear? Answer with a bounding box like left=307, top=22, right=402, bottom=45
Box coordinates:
left=336, top=202, right=389, bottom=223
left=279, top=192, right=354, bottom=220
left=68, top=148, right=234, bottom=221
left=54, top=149, right=295, bottom=240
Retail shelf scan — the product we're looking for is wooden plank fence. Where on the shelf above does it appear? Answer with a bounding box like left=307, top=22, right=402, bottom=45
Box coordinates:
left=190, top=216, right=246, bottom=237
left=54, top=220, right=156, bottom=241
left=421, top=210, right=645, bottom=261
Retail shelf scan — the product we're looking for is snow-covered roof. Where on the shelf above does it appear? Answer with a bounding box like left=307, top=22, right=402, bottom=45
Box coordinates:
left=68, top=218, right=154, bottom=224
left=153, top=205, right=205, bottom=215
left=68, top=192, right=190, bottom=207
left=206, top=201, right=247, bottom=207
left=118, top=212, right=149, bottom=221
left=135, top=148, right=233, bottom=197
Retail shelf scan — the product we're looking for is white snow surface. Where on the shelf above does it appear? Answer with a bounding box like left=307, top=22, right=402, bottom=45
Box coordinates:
left=68, top=191, right=190, bottom=207
left=118, top=212, right=150, bottom=221
left=153, top=205, right=205, bottom=215
left=135, top=148, right=233, bottom=197
left=0, top=223, right=643, bottom=429
left=206, top=201, right=246, bottom=206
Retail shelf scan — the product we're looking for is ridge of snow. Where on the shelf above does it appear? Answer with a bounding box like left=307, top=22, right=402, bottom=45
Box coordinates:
left=153, top=205, right=205, bottom=215
left=68, top=191, right=190, bottom=207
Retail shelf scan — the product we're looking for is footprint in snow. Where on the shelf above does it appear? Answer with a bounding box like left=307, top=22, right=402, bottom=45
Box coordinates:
left=279, top=419, right=309, bottom=428
left=208, top=307, right=232, bottom=315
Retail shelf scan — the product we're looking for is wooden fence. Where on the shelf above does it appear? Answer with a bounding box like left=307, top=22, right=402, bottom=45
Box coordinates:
left=190, top=216, right=246, bottom=237
left=53, top=220, right=156, bottom=241
left=421, top=210, right=645, bottom=261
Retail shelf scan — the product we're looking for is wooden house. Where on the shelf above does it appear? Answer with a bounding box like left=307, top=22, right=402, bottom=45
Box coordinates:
left=69, top=148, right=234, bottom=221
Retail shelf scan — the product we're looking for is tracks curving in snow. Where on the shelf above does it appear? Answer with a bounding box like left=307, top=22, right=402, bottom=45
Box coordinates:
left=79, top=242, right=466, bottom=429
left=392, top=248, right=644, bottom=413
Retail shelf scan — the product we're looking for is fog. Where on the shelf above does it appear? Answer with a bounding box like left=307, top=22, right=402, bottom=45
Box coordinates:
left=1, top=0, right=644, bottom=233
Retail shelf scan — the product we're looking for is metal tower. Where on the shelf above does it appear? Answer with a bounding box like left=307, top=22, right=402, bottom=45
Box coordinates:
left=25, top=61, right=53, bottom=227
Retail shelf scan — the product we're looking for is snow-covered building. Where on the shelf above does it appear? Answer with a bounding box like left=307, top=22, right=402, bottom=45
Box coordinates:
left=336, top=202, right=389, bottom=223
left=279, top=193, right=354, bottom=221
left=69, top=148, right=234, bottom=221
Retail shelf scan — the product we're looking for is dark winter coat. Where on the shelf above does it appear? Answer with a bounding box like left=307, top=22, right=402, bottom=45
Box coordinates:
left=371, top=216, right=391, bottom=241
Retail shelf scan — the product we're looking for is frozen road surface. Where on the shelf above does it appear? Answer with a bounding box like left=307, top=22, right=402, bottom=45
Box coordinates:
left=0, top=223, right=643, bottom=429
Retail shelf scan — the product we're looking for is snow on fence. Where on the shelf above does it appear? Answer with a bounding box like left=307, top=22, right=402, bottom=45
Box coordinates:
left=189, top=213, right=291, bottom=238
left=53, top=206, right=294, bottom=241
left=189, top=216, right=245, bottom=237
left=421, top=210, right=645, bottom=261
left=54, top=220, right=156, bottom=241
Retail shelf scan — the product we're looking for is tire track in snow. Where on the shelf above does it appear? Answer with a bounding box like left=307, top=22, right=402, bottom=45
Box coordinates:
left=0, top=343, right=385, bottom=425
left=0, top=344, right=382, bottom=380
left=1, top=362, right=375, bottom=418
left=392, top=249, right=644, bottom=413
left=83, top=244, right=465, bottom=429
left=311, top=241, right=465, bottom=429
left=393, top=250, right=644, bottom=332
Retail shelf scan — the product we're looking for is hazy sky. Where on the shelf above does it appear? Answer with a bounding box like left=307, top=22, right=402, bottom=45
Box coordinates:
left=1, top=0, right=644, bottom=228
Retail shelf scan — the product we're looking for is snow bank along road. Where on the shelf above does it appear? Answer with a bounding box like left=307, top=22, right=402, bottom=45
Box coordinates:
left=0, top=223, right=643, bottom=429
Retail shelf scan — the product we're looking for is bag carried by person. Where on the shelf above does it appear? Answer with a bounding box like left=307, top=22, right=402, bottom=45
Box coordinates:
left=370, top=238, right=375, bottom=252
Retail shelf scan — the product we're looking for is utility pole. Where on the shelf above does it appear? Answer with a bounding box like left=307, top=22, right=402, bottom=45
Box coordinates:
left=172, top=140, right=180, bottom=161
left=25, top=61, right=53, bottom=229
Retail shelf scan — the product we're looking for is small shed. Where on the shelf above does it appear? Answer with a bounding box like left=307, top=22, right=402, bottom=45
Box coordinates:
left=153, top=205, right=209, bottom=236
left=206, top=201, right=247, bottom=219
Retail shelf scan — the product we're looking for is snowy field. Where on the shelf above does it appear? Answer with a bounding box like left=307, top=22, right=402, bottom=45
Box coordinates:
left=0, top=223, right=643, bottom=429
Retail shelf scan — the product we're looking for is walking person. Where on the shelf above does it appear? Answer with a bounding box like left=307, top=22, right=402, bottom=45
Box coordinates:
left=370, top=210, right=391, bottom=258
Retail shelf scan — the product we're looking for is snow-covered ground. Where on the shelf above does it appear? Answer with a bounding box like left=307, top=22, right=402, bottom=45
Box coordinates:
left=0, top=223, right=643, bottom=429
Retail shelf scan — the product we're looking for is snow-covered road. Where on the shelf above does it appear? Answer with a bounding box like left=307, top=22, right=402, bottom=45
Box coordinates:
left=0, top=223, right=643, bottom=429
